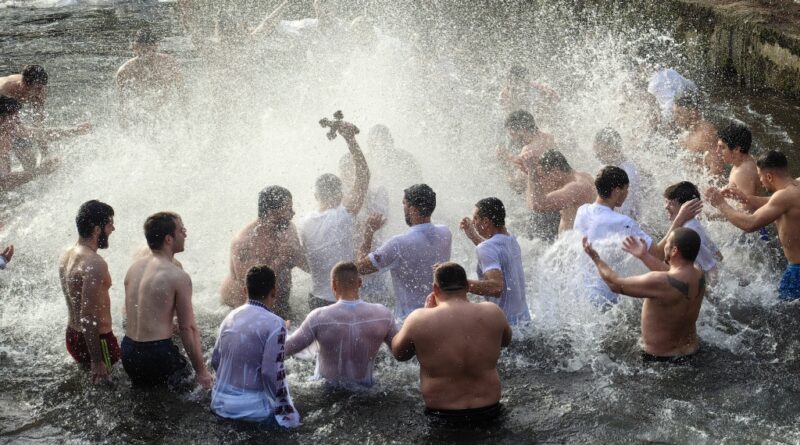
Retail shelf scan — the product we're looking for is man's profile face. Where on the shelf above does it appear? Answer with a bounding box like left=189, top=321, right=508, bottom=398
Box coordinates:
left=272, top=201, right=295, bottom=231
left=472, top=207, right=491, bottom=238
left=614, top=184, right=629, bottom=207
left=173, top=217, right=187, bottom=253
left=98, top=216, right=116, bottom=249
left=757, top=168, right=774, bottom=193
left=403, top=199, right=413, bottom=227
left=664, top=199, right=680, bottom=221
left=716, top=140, right=735, bottom=163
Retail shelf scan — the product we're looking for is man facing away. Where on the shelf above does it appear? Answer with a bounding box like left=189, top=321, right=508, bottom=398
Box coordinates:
left=460, top=197, right=531, bottom=325
left=706, top=150, right=800, bottom=300
left=301, top=120, right=369, bottom=310
left=573, top=166, right=659, bottom=306
left=524, top=149, right=596, bottom=234
left=583, top=228, right=706, bottom=362
left=123, top=212, right=213, bottom=390
left=220, top=185, right=309, bottom=319
left=284, top=261, right=396, bottom=387
left=211, top=266, right=301, bottom=427
left=356, top=184, right=452, bottom=319
left=392, top=262, right=512, bottom=424
left=59, top=200, right=119, bottom=383
left=593, top=127, right=642, bottom=220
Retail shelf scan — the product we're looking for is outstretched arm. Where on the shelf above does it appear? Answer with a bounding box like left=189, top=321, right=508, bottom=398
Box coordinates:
left=468, top=269, right=505, bottom=297
left=340, top=123, right=370, bottom=215
left=706, top=187, right=786, bottom=233
left=0, top=157, right=59, bottom=192
left=584, top=237, right=671, bottom=298
left=356, top=213, right=386, bottom=275
left=623, top=236, right=669, bottom=272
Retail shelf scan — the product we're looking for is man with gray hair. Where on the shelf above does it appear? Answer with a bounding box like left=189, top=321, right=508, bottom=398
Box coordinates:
left=300, top=120, right=370, bottom=310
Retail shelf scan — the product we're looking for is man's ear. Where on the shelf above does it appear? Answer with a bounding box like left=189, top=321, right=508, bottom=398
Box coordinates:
left=432, top=282, right=441, bottom=296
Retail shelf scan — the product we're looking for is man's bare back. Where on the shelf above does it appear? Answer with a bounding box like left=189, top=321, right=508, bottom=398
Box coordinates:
left=393, top=291, right=511, bottom=410
left=555, top=171, right=595, bottom=232
left=124, top=254, right=189, bottom=342
left=680, top=121, right=724, bottom=176
left=59, top=245, right=113, bottom=334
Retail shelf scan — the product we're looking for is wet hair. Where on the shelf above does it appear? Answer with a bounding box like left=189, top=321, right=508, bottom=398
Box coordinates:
left=674, top=90, right=700, bottom=109
left=671, top=227, right=701, bottom=262
left=504, top=110, right=537, bottom=133
left=664, top=181, right=701, bottom=204
left=434, top=262, right=468, bottom=292
left=21, top=65, right=48, bottom=86
left=717, top=122, right=752, bottom=154
left=143, top=211, right=179, bottom=250
left=258, top=186, right=292, bottom=218
left=594, top=127, right=622, bottom=151
left=246, top=265, right=276, bottom=299
left=756, top=150, right=789, bottom=172
left=331, top=261, right=359, bottom=288
left=508, top=65, right=529, bottom=82
left=134, top=28, right=159, bottom=46
left=368, top=124, right=394, bottom=146
left=539, top=150, right=572, bottom=173
left=595, top=166, right=629, bottom=199
left=404, top=184, right=436, bottom=217
left=75, top=200, right=114, bottom=238
left=0, top=96, right=21, bottom=117
left=475, top=197, right=506, bottom=227
left=314, top=173, right=343, bottom=207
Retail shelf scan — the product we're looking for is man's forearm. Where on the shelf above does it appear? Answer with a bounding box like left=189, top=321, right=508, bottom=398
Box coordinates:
left=180, top=325, right=208, bottom=374
left=81, top=320, right=105, bottom=366
left=358, top=228, right=376, bottom=260
left=468, top=279, right=502, bottom=297
left=592, top=258, right=622, bottom=293
left=718, top=202, right=759, bottom=232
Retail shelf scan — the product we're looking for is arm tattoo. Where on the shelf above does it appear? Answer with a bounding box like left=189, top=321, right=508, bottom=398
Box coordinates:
left=667, top=275, right=690, bottom=298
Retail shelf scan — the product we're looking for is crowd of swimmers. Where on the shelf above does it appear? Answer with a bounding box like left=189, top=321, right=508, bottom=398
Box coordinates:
left=2, top=16, right=800, bottom=428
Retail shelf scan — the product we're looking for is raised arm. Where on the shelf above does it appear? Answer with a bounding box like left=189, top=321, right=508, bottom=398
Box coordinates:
left=174, top=272, right=213, bottom=389
left=583, top=237, right=673, bottom=299
left=654, top=199, right=702, bottom=260
left=623, top=236, right=669, bottom=272
left=79, top=259, right=111, bottom=383
left=356, top=213, right=386, bottom=275
left=340, top=123, right=370, bottom=215
left=459, top=217, right=484, bottom=246
left=526, top=172, right=582, bottom=212
left=251, top=0, right=289, bottom=35
left=706, top=187, right=786, bottom=233
left=468, top=269, right=505, bottom=297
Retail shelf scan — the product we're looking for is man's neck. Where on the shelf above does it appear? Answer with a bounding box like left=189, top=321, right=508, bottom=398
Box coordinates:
left=485, top=226, right=508, bottom=238
left=436, top=294, right=469, bottom=305
left=731, top=152, right=751, bottom=168
left=77, top=237, right=99, bottom=253
left=151, top=248, right=174, bottom=261
left=318, top=201, right=339, bottom=212
left=410, top=217, right=432, bottom=226
left=668, top=257, right=693, bottom=271
left=335, top=291, right=359, bottom=301
left=595, top=197, right=616, bottom=209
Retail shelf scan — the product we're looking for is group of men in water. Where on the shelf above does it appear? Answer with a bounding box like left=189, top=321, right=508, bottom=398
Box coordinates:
left=2, top=19, right=800, bottom=428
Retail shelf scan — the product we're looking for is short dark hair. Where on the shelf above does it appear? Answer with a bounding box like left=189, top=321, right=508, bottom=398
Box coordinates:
left=144, top=212, right=179, bottom=250
left=0, top=96, right=21, bottom=117
left=258, top=186, right=292, bottom=218
left=434, top=262, right=468, bottom=292
left=21, top=65, right=48, bottom=86
left=134, top=28, right=158, bottom=46
left=717, top=122, right=752, bottom=154
left=246, top=265, right=276, bottom=299
left=539, top=149, right=572, bottom=173
left=504, top=110, right=537, bottom=132
left=75, top=200, right=114, bottom=238
left=756, top=150, right=789, bottom=172
left=671, top=227, right=701, bottom=262
left=404, top=184, right=436, bottom=217
left=508, top=65, right=529, bottom=82
left=475, top=197, right=506, bottom=227
left=595, top=166, right=629, bottom=199
left=331, top=261, right=359, bottom=287
left=594, top=127, right=622, bottom=151
left=664, top=181, right=700, bottom=204
left=314, top=173, right=343, bottom=206
left=674, top=90, right=700, bottom=109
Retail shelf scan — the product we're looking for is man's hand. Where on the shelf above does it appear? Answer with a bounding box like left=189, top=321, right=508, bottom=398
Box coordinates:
left=622, top=236, right=648, bottom=259
left=1, top=245, right=14, bottom=263
left=365, top=213, right=387, bottom=233
left=721, top=184, right=748, bottom=204
left=674, top=198, right=702, bottom=226
left=337, top=121, right=359, bottom=142
left=704, top=187, right=724, bottom=207
left=424, top=292, right=437, bottom=308
left=196, top=370, right=214, bottom=390
left=90, top=361, right=111, bottom=384
left=582, top=236, right=600, bottom=262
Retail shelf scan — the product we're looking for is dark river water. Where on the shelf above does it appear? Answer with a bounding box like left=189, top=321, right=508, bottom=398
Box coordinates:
left=2, top=1, right=800, bottom=443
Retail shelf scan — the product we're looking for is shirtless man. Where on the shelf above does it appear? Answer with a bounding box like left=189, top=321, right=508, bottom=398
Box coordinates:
left=672, top=92, right=725, bottom=177
left=706, top=150, right=800, bottom=300
left=391, top=262, right=511, bottom=423
left=116, top=29, right=184, bottom=127
left=1, top=95, right=88, bottom=190
left=59, top=200, right=119, bottom=383
left=525, top=150, right=595, bottom=233
left=584, top=228, right=706, bottom=362
left=122, top=212, right=212, bottom=390
left=0, top=65, right=48, bottom=170
left=715, top=123, right=761, bottom=210
left=220, top=186, right=309, bottom=319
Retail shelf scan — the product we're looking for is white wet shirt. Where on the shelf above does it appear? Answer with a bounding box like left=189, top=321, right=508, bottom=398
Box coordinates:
left=475, top=233, right=531, bottom=325
left=647, top=68, right=697, bottom=121
left=284, top=299, right=397, bottom=387
left=617, top=160, right=642, bottom=221
left=211, top=301, right=300, bottom=427
left=368, top=223, right=452, bottom=318
left=300, top=206, right=355, bottom=302
left=573, top=203, right=653, bottom=305
left=683, top=218, right=721, bottom=272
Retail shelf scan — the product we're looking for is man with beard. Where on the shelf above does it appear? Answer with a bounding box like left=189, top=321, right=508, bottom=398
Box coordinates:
left=356, top=184, right=452, bottom=318
left=122, top=212, right=213, bottom=390
left=59, top=200, right=119, bottom=383
left=220, top=186, right=309, bottom=319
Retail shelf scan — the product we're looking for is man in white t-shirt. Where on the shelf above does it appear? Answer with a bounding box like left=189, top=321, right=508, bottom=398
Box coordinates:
left=593, top=127, right=642, bottom=220
left=300, top=120, right=370, bottom=310
left=460, top=197, right=531, bottom=325
left=356, top=184, right=452, bottom=318
left=573, top=166, right=660, bottom=306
